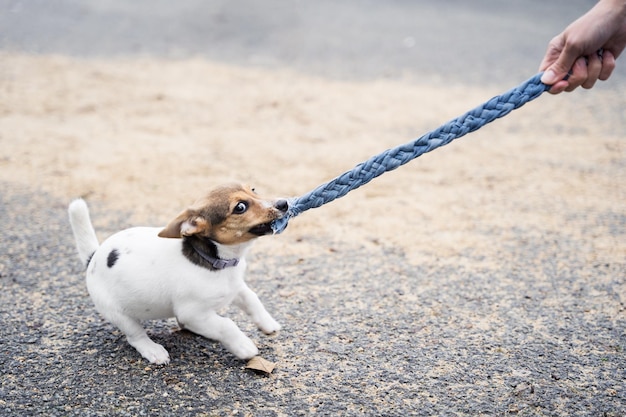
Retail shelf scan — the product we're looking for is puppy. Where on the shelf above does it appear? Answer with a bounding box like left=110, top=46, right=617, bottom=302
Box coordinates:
left=68, top=183, right=288, bottom=365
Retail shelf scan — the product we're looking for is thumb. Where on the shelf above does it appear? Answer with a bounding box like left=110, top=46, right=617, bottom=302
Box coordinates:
left=541, top=53, right=575, bottom=85
left=541, top=68, right=562, bottom=85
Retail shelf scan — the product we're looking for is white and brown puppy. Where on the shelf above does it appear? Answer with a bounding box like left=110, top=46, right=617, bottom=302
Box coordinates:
left=68, top=184, right=288, bottom=365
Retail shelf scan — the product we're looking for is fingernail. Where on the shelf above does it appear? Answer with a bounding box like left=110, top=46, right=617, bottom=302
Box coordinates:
left=541, top=69, right=558, bottom=84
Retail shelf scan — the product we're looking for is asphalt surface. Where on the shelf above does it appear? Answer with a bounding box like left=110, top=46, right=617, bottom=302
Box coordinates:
left=2, top=185, right=625, bottom=416
left=1, top=1, right=625, bottom=416
left=0, top=0, right=614, bottom=86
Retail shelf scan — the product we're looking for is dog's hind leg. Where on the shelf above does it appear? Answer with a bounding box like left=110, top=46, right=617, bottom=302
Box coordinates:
left=177, top=310, right=259, bottom=360
left=107, top=313, right=170, bottom=365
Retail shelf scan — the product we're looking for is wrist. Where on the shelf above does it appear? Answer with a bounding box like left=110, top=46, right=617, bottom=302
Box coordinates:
left=601, top=0, right=626, bottom=18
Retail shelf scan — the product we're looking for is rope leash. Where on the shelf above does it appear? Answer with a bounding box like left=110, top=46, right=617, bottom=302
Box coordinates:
left=271, top=73, right=551, bottom=234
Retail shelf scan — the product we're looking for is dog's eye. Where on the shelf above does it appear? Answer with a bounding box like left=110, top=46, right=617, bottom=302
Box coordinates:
left=233, top=201, right=248, bottom=214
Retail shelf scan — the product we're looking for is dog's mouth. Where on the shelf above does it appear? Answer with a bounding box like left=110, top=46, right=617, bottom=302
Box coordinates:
left=248, top=222, right=274, bottom=236
left=248, top=201, right=289, bottom=237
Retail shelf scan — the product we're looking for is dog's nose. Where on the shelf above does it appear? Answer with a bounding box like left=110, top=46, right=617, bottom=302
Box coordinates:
left=274, top=199, right=289, bottom=213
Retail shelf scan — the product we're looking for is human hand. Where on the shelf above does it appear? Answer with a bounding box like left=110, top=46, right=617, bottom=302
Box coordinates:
left=539, top=0, right=626, bottom=94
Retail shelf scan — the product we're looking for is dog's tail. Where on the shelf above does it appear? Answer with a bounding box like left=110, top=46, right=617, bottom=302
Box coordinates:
left=68, top=199, right=100, bottom=268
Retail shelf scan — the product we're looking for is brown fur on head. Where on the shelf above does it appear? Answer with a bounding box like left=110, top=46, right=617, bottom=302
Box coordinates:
left=158, top=184, right=288, bottom=245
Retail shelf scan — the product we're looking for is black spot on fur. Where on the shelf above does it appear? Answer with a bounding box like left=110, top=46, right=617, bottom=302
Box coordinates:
left=107, top=249, right=120, bottom=268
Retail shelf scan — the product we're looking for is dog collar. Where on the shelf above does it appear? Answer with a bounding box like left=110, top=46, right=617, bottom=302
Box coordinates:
left=188, top=239, right=239, bottom=270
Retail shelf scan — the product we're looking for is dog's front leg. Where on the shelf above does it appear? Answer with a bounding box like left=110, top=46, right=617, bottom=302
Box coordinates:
left=178, top=310, right=259, bottom=360
left=233, top=284, right=281, bottom=335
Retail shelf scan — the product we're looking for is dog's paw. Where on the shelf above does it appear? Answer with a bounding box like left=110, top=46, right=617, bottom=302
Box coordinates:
left=258, top=317, right=281, bottom=335
left=137, top=342, right=170, bottom=365
left=227, top=336, right=259, bottom=360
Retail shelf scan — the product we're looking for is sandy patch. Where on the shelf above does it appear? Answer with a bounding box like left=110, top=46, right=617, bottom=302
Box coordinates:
left=1, top=52, right=624, bottom=264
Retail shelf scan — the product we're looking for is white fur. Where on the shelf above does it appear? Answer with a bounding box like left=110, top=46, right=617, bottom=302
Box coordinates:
left=69, top=199, right=280, bottom=365
left=68, top=199, right=99, bottom=267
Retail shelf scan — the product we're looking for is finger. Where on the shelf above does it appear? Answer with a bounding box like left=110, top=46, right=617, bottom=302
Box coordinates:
left=565, top=57, right=589, bottom=92
left=540, top=37, right=570, bottom=85
left=582, top=52, right=602, bottom=89
left=598, top=50, right=616, bottom=81
left=541, top=39, right=581, bottom=85
left=547, top=80, right=570, bottom=95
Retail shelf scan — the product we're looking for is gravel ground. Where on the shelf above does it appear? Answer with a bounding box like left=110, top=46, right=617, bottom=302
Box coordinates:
left=1, top=184, right=624, bottom=416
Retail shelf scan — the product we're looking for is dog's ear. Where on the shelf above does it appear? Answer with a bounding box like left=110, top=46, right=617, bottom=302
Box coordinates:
left=158, top=210, right=210, bottom=238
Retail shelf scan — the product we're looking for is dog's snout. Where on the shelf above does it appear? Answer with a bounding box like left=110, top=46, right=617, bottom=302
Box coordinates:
left=274, top=199, right=289, bottom=213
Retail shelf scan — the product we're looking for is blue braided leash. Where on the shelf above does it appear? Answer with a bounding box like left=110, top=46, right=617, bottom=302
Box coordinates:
left=271, top=73, right=551, bottom=234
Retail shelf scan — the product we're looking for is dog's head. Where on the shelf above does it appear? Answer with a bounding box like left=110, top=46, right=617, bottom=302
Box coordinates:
left=158, top=183, right=288, bottom=244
